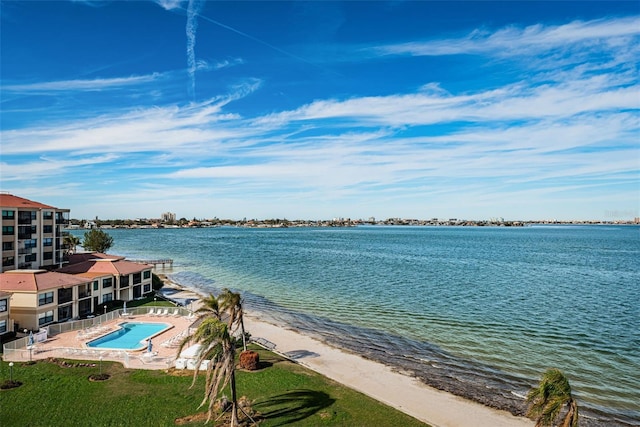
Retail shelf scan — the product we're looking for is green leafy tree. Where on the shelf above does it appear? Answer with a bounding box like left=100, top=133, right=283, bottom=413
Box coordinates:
left=219, top=288, right=247, bottom=351
left=179, top=318, right=239, bottom=425
left=527, top=368, right=579, bottom=427
left=82, top=229, right=114, bottom=253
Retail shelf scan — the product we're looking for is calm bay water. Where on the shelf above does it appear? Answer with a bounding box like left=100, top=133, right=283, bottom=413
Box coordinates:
left=75, top=225, right=639, bottom=425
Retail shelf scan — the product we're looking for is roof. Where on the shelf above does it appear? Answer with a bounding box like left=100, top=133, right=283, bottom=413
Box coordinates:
left=0, top=193, right=58, bottom=210
left=0, top=270, right=90, bottom=292
left=68, top=252, right=125, bottom=265
left=58, top=258, right=152, bottom=276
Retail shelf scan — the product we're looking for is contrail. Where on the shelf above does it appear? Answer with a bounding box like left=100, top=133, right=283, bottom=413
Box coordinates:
left=186, top=0, right=205, bottom=100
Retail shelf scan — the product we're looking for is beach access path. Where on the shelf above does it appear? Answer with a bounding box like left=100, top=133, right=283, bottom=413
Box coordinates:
left=162, top=279, right=533, bottom=427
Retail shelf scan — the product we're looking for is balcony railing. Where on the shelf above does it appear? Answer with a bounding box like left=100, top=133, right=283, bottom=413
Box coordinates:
left=18, top=247, right=33, bottom=255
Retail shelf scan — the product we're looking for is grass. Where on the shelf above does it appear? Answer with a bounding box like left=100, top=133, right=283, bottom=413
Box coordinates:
left=0, top=346, right=429, bottom=426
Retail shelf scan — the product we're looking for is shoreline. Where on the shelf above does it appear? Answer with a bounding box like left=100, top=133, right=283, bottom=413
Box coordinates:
left=157, top=274, right=532, bottom=427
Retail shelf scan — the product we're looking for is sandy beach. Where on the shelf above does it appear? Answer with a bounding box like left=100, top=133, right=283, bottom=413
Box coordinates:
left=159, top=277, right=533, bottom=427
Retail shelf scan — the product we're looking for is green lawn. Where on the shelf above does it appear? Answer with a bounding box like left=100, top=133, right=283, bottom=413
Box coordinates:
left=1, top=346, right=428, bottom=427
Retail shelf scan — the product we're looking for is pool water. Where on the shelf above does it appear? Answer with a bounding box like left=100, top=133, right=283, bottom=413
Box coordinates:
left=87, top=322, right=171, bottom=350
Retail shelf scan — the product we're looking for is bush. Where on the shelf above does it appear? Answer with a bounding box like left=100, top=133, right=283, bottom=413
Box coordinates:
left=239, top=350, right=259, bottom=371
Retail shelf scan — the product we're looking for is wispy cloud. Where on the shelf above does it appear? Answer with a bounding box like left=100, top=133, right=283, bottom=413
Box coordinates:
left=374, top=16, right=640, bottom=58
left=1, top=74, right=161, bottom=93
left=186, top=0, right=205, bottom=100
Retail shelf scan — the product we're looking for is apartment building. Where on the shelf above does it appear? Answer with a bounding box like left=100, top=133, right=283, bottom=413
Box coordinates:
left=1, top=193, right=70, bottom=273
left=0, top=270, right=91, bottom=331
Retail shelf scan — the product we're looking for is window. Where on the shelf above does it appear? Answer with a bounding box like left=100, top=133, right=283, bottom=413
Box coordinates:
left=0, top=299, right=7, bottom=312
left=58, top=288, right=72, bottom=304
left=2, top=257, right=14, bottom=267
left=0, top=320, right=6, bottom=334
left=143, top=284, right=151, bottom=293
left=103, top=277, right=113, bottom=288
left=25, top=253, right=37, bottom=262
left=43, top=252, right=53, bottom=260
left=133, top=272, right=142, bottom=285
left=38, top=311, right=54, bottom=326
left=58, top=305, right=72, bottom=321
left=2, top=242, right=13, bottom=251
left=43, top=211, right=53, bottom=220
left=78, top=299, right=92, bottom=317
left=38, top=291, right=54, bottom=306
left=2, top=226, right=14, bottom=235
left=102, top=293, right=113, bottom=303
left=143, top=270, right=151, bottom=280
left=93, top=280, right=99, bottom=291
left=2, top=210, right=14, bottom=219
left=78, top=284, right=91, bottom=299
left=43, top=238, right=53, bottom=247
left=43, top=225, right=53, bottom=233
left=120, top=275, right=129, bottom=288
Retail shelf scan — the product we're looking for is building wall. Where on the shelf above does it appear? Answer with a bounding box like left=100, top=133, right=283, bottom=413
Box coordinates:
left=0, top=294, right=12, bottom=336
left=0, top=206, right=69, bottom=273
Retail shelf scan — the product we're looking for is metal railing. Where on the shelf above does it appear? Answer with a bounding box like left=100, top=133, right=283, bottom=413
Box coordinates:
left=3, top=306, right=194, bottom=368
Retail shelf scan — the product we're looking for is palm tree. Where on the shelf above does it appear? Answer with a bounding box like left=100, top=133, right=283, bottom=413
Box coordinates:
left=526, top=368, right=579, bottom=427
left=178, top=317, right=239, bottom=426
left=63, top=234, right=81, bottom=255
left=196, top=293, right=222, bottom=321
left=219, top=288, right=247, bottom=351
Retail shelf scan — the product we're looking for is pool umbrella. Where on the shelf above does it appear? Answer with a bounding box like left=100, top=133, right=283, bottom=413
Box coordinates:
left=147, top=339, right=153, bottom=353
left=123, top=301, right=127, bottom=315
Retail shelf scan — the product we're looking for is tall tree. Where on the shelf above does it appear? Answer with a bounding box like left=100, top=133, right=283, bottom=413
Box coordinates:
left=82, top=229, right=114, bottom=253
left=63, top=234, right=81, bottom=254
left=179, top=317, right=239, bottom=426
left=527, top=368, right=579, bottom=427
left=219, top=288, right=247, bottom=351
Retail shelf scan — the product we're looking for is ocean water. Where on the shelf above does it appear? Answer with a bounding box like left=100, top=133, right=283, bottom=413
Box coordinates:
left=73, top=225, right=639, bottom=425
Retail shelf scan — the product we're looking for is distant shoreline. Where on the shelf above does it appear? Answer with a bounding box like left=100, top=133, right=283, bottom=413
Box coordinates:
left=65, top=219, right=638, bottom=230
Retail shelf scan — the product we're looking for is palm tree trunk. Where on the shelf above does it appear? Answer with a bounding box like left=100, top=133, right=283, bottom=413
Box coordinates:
left=230, top=371, right=239, bottom=427
left=240, top=317, right=247, bottom=352
left=561, top=399, right=578, bottom=427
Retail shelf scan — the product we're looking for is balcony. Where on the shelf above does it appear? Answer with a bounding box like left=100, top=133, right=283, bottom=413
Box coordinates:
left=18, top=247, right=34, bottom=255
left=18, top=233, right=34, bottom=240
left=19, top=262, right=33, bottom=269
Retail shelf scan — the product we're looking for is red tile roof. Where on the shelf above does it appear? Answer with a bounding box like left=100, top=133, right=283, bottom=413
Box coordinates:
left=0, top=193, right=58, bottom=210
left=58, top=258, right=152, bottom=276
left=68, top=252, right=125, bottom=265
left=0, top=270, right=89, bottom=292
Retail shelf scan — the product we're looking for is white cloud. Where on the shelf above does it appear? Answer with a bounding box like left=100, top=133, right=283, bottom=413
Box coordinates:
left=2, top=74, right=161, bottom=92
left=375, top=16, right=640, bottom=58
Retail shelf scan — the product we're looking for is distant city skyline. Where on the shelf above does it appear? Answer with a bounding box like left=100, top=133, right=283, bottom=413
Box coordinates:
left=1, top=1, right=638, bottom=221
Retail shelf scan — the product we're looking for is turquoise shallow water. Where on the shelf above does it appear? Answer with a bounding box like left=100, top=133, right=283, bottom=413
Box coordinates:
left=74, top=225, right=639, bottom=425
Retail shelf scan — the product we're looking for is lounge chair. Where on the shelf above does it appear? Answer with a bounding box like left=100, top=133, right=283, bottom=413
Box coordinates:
left=147, top=308, right=156, bottom=316
left=160, top=308, right=169, bottom=316
left=175, top=358, right=186, bottom=369
left=172, top=309, right=180, bottom=316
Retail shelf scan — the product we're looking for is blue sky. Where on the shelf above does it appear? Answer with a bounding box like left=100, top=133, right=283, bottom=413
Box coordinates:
left=1, top=1, right=638, bottom=221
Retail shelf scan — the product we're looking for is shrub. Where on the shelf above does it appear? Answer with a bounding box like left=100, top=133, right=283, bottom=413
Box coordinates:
left=239, top=350, right=259, bottom=371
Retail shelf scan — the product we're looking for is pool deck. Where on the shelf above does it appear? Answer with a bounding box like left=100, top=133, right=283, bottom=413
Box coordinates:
left=5, top=312, right=197, bottom=370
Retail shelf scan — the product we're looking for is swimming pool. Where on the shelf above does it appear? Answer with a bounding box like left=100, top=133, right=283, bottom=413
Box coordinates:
left=86, top=322, right=171, bottom=350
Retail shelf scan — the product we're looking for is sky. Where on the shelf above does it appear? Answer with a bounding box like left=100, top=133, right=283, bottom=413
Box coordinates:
left=1, top=1, right=639, bottom=221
